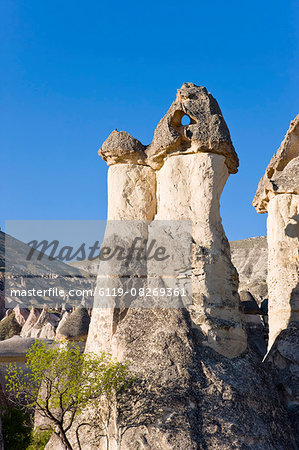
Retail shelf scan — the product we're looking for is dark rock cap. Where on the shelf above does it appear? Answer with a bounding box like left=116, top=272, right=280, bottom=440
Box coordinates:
left=98, top=83, right=238, bottom=173
left=56, top=306, right=90, bottom=341
left=146, top=83, right=238, bottom=172
left=99, top=130, right=147, bottom=166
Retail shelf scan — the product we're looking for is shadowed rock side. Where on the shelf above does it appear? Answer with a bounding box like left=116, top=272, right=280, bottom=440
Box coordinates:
left=56, top=306, right=90, bottom=341
left=264, top=323, right=299, bottom=447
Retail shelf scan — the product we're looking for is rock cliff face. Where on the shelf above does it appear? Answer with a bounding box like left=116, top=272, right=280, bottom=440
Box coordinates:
left=230, top=236, right=268, bottom=301
left=253, top=115, right=299, bottom=349
left=75, top=84, right=296, bottom=449
left=253, top=115, right=299, bottom=444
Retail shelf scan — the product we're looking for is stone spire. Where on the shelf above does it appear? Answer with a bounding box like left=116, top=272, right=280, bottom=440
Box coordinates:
left=81, top=85, right=295, bottom=449
left=253, top=115, right=299, bottom=349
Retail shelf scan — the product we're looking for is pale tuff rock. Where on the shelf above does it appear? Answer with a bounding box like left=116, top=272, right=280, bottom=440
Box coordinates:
left=2, top=309, right=13, bottom=320
left=253, top=115, right=299, bottom=213
left=267, top=194, right=299, bottom=348
left=253, top=115, right=299, bottom=350
left=55, top=310, right=70, bottom=336
left=20, top=307, right=41, bottom=338
left=253, top=116, right=299, bottom=442
left=107, top=164, right=156, bottom=220
left=155, top=153, right=247, bottom=358
left=0, top=335, right=41, bottom=359
left=265, top=322, right=299, bottom=447
left=99, top=83, right=238, bottom=173
left=13, top=305, right=29, bottom=327
left=0, top=312, right=21, bottom=340
left=25, top=307, right=60, bottom=340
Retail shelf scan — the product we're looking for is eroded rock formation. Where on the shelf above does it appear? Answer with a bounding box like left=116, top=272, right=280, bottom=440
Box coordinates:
left=74, top=84, right=296, bottom=449
left=253, top=115, right=299, bottom=444
left=253, top=115, right=299, bottom=349
left=56, top=306, right=90, bottom=341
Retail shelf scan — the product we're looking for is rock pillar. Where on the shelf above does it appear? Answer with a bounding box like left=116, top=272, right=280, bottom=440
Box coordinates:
left=79, top=84, right=296, bottom=449
left=155, top=152, right=246, bottom=357
left=253, top=116, right=299, bottom=444
left=253, top=115, right=299, bottom=349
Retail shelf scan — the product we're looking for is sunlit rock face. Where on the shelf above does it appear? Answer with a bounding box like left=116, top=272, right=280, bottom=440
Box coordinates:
left=89, top=83, right=246, bottom=360
left=66, top=85, right=296, bottom=449
left=253, top=115, right=299, bottom=446
left=253, top=115, right=299, bottom=350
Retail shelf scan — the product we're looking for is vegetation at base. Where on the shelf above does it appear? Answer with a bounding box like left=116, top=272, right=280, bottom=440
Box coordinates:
left=27, top=429, right=52, bottom=450
left=1, top=406, right=31, bottom=449
left=1, top=405, right=52, bottom=450
left=5, top=341, right=135, bottom=450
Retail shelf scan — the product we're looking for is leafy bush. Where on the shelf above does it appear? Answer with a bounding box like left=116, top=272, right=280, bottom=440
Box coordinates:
left=6, top=341, right=134, bottom=450
left=27, top=429, right=52, bottom=450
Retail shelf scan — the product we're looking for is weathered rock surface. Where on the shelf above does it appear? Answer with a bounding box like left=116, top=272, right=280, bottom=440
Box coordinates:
left=99, top=130, right=147, bottom=166
left=107, top=164, right=156, bottom=220
left=230, top=236, right=268, bottom=301
left=0, top=276, right=5, bottom=321
left=252, top=115, right=299, bottom=442
left=155, top=152, right=247, bottom=358
left=20, top=307, right=41, bottom=337
left=25, top=307, right=60, bottom=340
left=55, top=310, right=70, bottom=336
left=71, top=84, right=298, bottom=449
left=84, top=314, right=294, bottom=450
left=239, top=291, right=267, bottom=358
left=0, top=335, right=41, bottom=359
left=265, top=323, right=299, bottom=446
left=253, top=115, right=299, bottom=213
left=239, top=290, right=261, bottom=314
left=253, top=115, right=299, bottom=350
left=267, top=194, right=299, bottom=348
left=56, top=306, right=90, bottom=341
left=13, top=305, right=29, bottom=327
left=99, top=83, right=238, bottom=173
left=146, top=83, right=239, bottom=173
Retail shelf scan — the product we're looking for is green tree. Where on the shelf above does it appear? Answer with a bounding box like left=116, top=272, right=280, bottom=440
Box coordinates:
left=5, top=341, right=133, bottom=450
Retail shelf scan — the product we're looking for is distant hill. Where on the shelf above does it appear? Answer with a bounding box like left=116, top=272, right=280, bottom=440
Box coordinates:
left=230, top=236, right=268, bottom=302
left=0, top=231, right=95, bottom=309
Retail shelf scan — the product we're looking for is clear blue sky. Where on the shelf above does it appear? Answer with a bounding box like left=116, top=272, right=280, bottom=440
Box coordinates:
left=1, top=0, right=298, bottom=240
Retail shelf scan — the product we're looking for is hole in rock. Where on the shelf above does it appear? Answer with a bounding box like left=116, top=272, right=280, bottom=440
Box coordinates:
left=181, top=115, right=191, bottom=126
